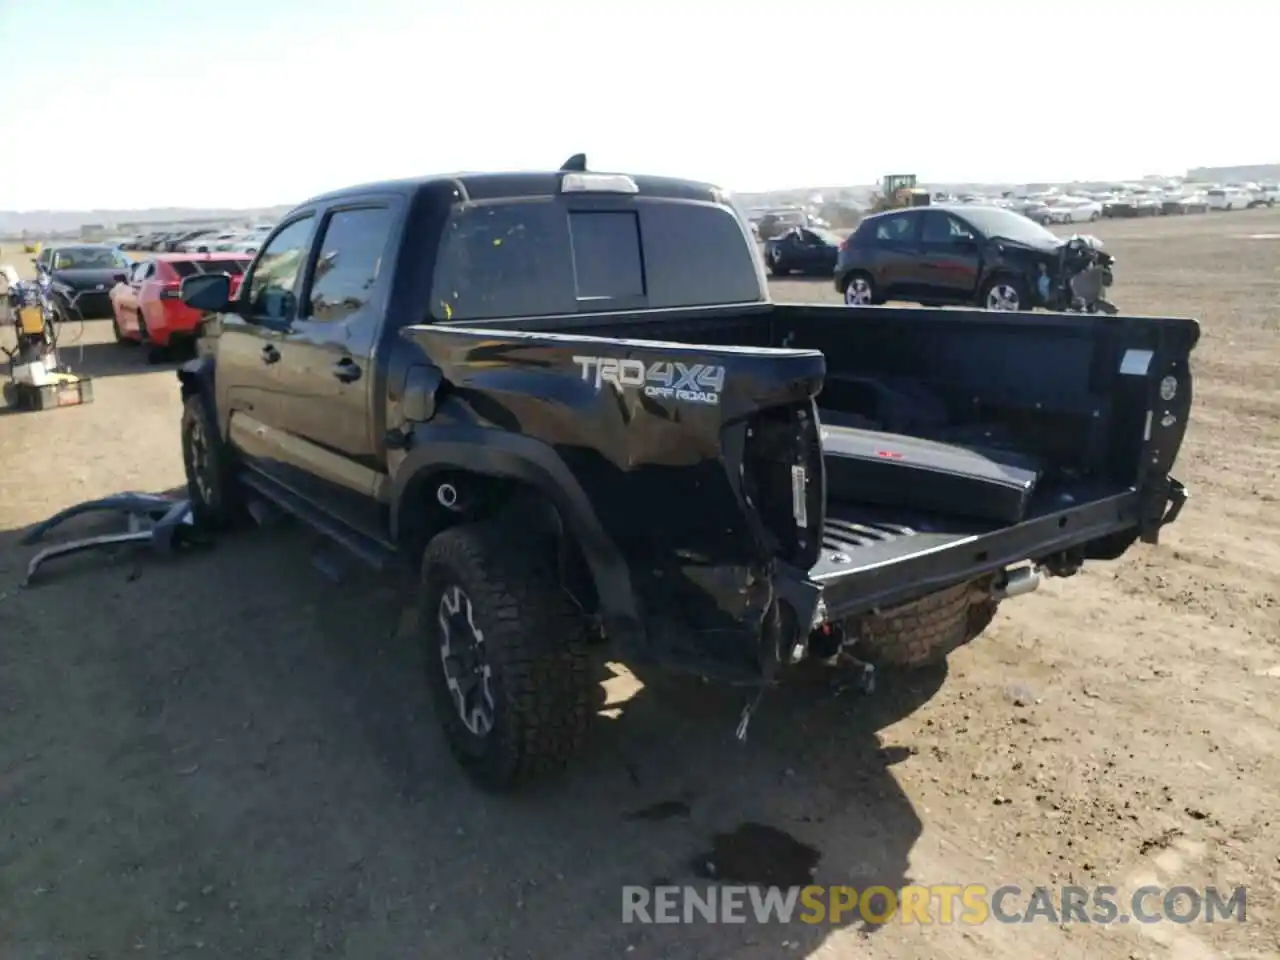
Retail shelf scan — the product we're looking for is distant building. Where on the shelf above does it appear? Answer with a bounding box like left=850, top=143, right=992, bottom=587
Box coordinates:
left=1186, top=163, right=1280, bottom=183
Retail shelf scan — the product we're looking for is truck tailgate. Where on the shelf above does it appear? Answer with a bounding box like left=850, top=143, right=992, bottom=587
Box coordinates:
left=814, top=484, right=1143, bottom=620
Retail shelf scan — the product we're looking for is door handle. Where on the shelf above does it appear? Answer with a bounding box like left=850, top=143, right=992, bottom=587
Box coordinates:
left=332, top=358, right=361, bottom=383
left=261, top=344, right=280, bottom=364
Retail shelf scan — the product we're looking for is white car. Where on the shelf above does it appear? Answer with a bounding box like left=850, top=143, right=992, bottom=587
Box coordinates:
left=1206, top=187, right=1251, bottom=211
left=178, top=230, right=241, bottom=253
left=227, top=225, right=275, bottom=255
left=1249, top=184, right=1277, bottom=208
left=1043, top=198, right=1103, bottom=224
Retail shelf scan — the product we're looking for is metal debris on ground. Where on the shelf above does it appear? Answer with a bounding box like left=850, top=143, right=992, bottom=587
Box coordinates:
left=18, top=492, right=210, bottom=587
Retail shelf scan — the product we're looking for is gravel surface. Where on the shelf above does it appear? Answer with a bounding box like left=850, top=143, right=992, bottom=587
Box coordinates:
left=1, top=210, right=1277, bottom=959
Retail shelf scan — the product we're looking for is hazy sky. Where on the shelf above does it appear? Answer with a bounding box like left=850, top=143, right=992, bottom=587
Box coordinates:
left=1, top=0, right=1274, bottom=210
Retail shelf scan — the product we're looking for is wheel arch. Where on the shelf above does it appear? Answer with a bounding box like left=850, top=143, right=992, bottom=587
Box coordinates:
left=391, top=427, right=642, bottom=646
left=176, top=355, right=221, bottom=432
left=840, top=267, right=875, bottom=292
left=978, top=269, right=1030, bottom=307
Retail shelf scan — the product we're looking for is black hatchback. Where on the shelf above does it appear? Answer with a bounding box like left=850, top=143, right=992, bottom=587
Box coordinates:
left=833, top=205, right=1065, bottom=311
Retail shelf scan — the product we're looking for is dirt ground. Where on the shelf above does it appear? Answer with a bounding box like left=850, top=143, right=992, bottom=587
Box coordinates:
left=1, top=210, right=1278, bottom=960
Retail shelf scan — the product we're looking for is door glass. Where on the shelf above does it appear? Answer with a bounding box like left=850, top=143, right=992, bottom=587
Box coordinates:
left=920, top=213, right=951, bottom=244
left=245, top=217, right=314, bottom=321
left=874, top=214, right=914, bottom=242
left=304, top=207, right=394, bottom=323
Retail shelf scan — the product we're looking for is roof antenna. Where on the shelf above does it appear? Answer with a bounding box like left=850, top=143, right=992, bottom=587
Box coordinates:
left=560, top=153, right=587, bottom=172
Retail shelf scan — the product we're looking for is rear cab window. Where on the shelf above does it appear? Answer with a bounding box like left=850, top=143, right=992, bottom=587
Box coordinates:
left=430, top=195, right=762, bottom=321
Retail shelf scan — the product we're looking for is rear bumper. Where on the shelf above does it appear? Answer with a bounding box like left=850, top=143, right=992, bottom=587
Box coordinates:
left=632, top=480, right=1187, bottom=685
left=147, top=303, right=206, bottom=345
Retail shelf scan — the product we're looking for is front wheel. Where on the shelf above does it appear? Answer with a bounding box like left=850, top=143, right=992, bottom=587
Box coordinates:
left=420, top=521, right=594, bottom=791
left=181, top=394, right=241, bottom=528
left=768, top=247, right=789, bottom=276
left=980, top=275, right=1027, bottom=311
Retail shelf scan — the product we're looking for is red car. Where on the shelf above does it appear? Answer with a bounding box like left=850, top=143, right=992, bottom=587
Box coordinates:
left=110, top=253, right=251, bottom=356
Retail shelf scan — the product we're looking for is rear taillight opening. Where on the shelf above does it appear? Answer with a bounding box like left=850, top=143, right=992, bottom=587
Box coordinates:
left=741, top=400, right=825, bottom=569
left=159, top=284, right=180, bottom=300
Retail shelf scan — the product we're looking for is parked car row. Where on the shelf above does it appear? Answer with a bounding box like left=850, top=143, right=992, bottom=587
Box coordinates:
left=25, top=240, right=252, bottom=362
left=125, top=222, right=276, bottom=255
left=1012, top=182, right=1277, bottom=221
left=109, top=252, right=252, bottom=360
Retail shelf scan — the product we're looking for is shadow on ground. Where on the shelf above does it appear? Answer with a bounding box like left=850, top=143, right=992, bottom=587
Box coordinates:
left=0, top=506, right=941, bottom=959
left=53, top=339, right=185, bottom=379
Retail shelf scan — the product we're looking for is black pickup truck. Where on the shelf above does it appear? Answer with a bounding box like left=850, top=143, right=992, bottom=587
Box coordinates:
left=176, top=158, right=1197, bottom=790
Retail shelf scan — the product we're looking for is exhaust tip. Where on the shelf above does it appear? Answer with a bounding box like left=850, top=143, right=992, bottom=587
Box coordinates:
left=994, top=564, right=1041, bottom=601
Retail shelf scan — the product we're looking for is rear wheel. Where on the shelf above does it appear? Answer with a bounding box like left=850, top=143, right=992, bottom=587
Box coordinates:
left=420, top=520, right=594, bottom=791
left=842, top=271, right=876, bottom=306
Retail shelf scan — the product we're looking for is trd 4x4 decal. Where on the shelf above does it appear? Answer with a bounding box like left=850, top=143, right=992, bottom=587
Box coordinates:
left=572, top=356, right=726, bottom=406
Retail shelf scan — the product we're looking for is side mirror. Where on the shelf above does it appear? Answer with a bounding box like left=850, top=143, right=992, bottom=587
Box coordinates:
left=180, top=272, right=233, bottom=312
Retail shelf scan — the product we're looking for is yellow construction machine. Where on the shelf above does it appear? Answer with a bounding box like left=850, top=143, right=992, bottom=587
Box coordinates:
left=870, top=174, right=931, bottom=213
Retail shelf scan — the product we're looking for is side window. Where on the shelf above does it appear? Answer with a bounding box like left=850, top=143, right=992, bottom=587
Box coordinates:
left=921, top=213, right=974, bottom=244
left=432, top=201, right=575, bottom=322
left=303, top=207, right=394, bottom=323
left=874, top=214, right=914, bottom=243
left=245, top=217, right=314, bottom=321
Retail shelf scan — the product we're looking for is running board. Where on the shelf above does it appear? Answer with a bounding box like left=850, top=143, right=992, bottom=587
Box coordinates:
left=237, top=469, right=402, bottom=572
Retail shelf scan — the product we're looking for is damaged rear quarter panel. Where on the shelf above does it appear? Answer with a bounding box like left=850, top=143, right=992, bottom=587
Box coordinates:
left=399, top=324, right=825, bottom=668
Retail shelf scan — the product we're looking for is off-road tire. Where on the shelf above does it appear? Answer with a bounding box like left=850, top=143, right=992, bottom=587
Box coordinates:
left=420, top=521, right=593, bottom=792
left=854, top=582, right=999, bottom=668
left=180, top=394, right=241, bottom=528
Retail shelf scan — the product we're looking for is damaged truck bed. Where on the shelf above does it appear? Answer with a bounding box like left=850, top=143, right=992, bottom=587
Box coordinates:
left=175, top=160, right=1197, bottom=789
left=397, top=302, right=1194, bottom=682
